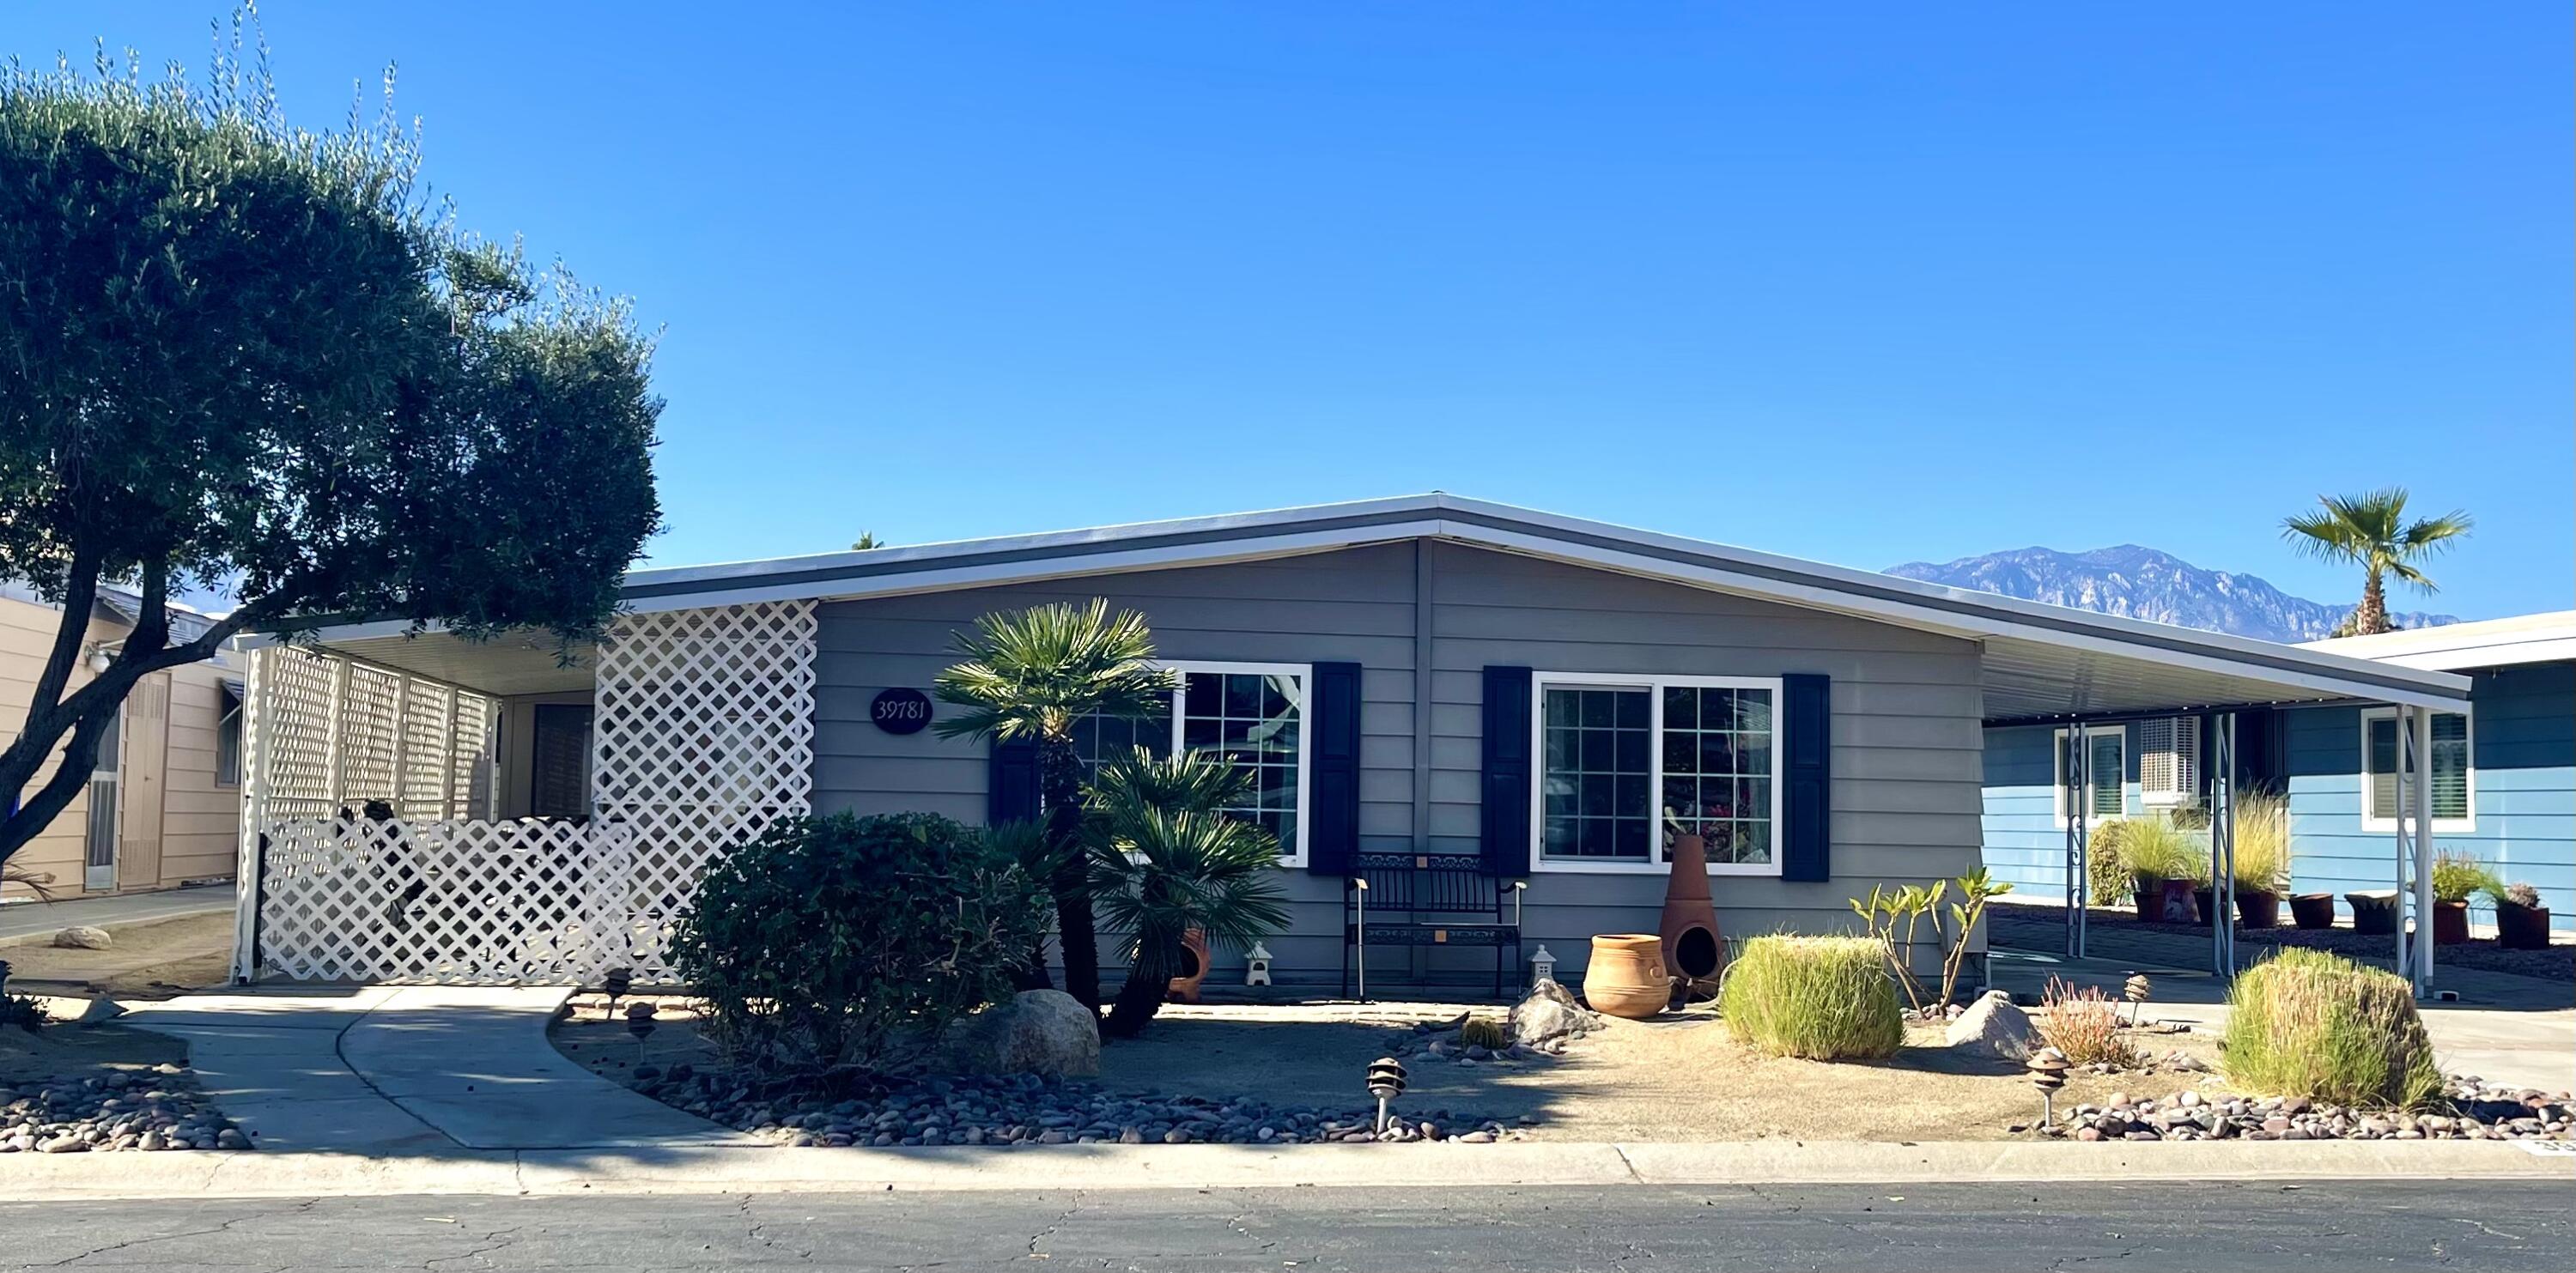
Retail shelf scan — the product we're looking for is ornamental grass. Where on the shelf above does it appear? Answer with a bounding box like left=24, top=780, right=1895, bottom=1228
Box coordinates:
left=2036, top=975, right=2138, bottom=1067
left=2221, top=948, right=2441, bottom=1109
left=1719, top=935, right=1903, bottom=1061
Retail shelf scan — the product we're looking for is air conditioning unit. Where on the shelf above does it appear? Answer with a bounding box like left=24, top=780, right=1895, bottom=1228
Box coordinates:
left=2137, top=716, right=2200, bottom=807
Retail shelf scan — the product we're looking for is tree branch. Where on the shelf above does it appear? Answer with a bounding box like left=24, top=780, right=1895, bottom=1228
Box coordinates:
left=27, top=545, right=102, bottom=724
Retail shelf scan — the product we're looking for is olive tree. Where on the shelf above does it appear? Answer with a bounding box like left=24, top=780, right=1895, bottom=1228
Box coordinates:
left=0, top=33, right=661, bottom=868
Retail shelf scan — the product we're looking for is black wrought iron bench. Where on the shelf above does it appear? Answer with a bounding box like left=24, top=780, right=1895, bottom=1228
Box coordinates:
left=1340, top=851, right=1524, bottom=1000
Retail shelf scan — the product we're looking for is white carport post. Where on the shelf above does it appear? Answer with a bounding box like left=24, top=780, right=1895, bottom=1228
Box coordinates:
left=2409, top=704, right=2436, bottom=994
left=2062, top=726, right=2090, bottom=959
left=2207, top=712, right=2237, bottom=977
left=2389, top=702, right=2436, bottom=997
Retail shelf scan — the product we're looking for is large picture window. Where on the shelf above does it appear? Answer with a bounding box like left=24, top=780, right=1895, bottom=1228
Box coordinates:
left=1075, top=661, right=1309, bottom=864
left=2361, top=707, right=2472, bottom=831
left=1534, top=673, right=1782, bottom=876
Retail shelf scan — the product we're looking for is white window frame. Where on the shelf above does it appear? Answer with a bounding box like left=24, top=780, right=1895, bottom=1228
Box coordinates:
left=2136, top=716, right=2199, bottom=809
left=1528, top=671, right=1785, bottom=878
left=1146, top=659, right=1313, bottom=868
left=2359, top=705, right=2474, bottom=834
left=2053, top=724, right=2126, bottom=826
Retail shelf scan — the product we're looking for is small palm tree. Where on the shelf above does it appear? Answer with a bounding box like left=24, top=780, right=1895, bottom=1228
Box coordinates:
left=1086, top=749, right=1291, bottom=1038
left=2281, top=489, right=2471, bottom=636
left=933, top=599, right=1176, bottom=1010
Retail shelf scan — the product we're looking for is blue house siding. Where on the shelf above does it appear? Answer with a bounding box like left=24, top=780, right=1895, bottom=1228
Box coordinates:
left=1981, top=723, right=2142, bottom=904
left=2285, top=662, right=2575, bottom=932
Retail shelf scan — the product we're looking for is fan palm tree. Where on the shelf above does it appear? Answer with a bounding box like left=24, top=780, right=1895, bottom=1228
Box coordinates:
left=2281, top=489, right=2472, bottom=636
left=933, top=599, right=1176, bottom=1009
left=1085, top=749, right=1291, bottom=1038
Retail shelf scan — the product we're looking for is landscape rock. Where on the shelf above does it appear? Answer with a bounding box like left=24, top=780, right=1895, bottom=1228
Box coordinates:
left=936, top=990, right=1102, bottom=1078
left=51, top=926, right=111, bottom=951
left=1509, top=979, right=1603, bottom=1046
left=1945, top=990, right=2039, bottom=1060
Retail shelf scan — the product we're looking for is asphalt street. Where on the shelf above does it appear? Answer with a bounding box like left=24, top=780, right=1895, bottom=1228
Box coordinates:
left=1, top=1179, right=2567, bottom=1271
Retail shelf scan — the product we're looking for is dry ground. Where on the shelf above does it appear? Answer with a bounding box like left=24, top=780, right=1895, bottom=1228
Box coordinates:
left=553, top=997, right=2225, bottom=1142
left=0, top=1020, right=188, bottom=1087
left=0, top=912, right=234, bottom=998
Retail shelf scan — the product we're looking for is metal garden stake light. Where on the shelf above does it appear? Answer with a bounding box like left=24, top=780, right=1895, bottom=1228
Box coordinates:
left=602, top=967, right=635, bottom=1022
left=1366, top=1057, right=1408, bottom=1135
left=2027, top=1051, right=2069, bottom=1129
left=2123, top=973, right=2152, bottom=1028
left=626, top=1001, right=658, bottom=1068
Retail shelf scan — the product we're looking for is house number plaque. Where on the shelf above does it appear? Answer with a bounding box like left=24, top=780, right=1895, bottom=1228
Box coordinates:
left=871, top=688, right=933, bottom=735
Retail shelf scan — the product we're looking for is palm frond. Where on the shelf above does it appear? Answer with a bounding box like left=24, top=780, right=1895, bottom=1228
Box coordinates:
left=931, top=598, right=1178, bottom=742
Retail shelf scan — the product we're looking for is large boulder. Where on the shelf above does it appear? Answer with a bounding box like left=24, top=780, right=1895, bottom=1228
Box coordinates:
left=1947, top=989, right=2040, bottom=1060
left=52, top=926, right=111, bottom=951
left=938, top=990, right=1101, bottom=1078
left=1510, top=978, right=1604, bottom=1046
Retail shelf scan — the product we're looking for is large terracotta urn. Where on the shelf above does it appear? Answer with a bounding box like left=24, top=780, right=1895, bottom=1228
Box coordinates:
left=1584, top=934, right=1670, bottom=1019
left=1659, top=833, right=1727, bottom=991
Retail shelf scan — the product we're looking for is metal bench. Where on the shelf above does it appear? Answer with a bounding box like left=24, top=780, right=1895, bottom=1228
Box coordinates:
left=1341, top=851, right=1525, bottom=1000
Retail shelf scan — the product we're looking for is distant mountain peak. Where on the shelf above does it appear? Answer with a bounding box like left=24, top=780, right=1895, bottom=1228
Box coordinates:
left=1886, top=546, right=2458, bottom=643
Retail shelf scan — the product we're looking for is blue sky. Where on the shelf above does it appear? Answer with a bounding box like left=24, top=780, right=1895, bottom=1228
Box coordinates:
left=14, top=3, right=2570, bottom=619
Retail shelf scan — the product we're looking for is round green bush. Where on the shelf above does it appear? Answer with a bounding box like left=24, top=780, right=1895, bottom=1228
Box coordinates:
left=2221, top=948, right=2440, bottom=1108
left=1719, top=935, right=1904, bottom=1060
left=668, top=812, right=1049, bottom=1077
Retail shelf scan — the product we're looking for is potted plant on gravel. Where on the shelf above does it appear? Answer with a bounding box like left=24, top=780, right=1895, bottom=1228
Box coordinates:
left=2224, top=788, right=2291, bottom=930
left=2289, top=891, right=2339, bottom=930
left=2427, top=850, right=2499, bottom=946
left=2489, top=881, right=2555, bottom=950
left=2121, top=818, right=2200, bottom=924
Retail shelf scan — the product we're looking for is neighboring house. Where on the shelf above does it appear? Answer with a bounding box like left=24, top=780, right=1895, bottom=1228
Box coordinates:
left=222, top=495, right=2465, bottom=991
left=1982, top=610, right=2573, bottom=936
left=0, top=582, right=243, bottom=901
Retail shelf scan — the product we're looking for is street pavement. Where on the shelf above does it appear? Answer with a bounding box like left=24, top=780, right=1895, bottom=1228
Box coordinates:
left=0, top=883, right=234, bottom=944
left=1, top=1179, right=2567, bottom=1270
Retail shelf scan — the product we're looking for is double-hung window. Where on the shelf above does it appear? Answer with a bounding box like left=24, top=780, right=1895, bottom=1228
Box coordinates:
left=1073, top=661, right=1310, bottom=865
left=1533, top=673, right=1783, bottom=876
left=2054, top=725, right=2125, bottom=823
left=2360, top=706, right=2472, bottom=832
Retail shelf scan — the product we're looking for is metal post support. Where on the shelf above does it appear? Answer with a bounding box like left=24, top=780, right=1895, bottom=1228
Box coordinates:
left=2411, top=705, right=2436, bottom=995
left=2063, top=727, right=2090, bottom=960
left=2208, top=712, right=2237, bottom=977
left=2392, top=705, right=2414, bottom=985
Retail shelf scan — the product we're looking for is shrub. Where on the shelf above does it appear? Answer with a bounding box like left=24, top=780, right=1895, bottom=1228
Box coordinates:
left=2227, top=788, right=2291, bottom=895
left=2036, top=976, right=2138, bottom=1067
left=1459, top=1017, right=1509, bottom=1050
left=1720, top=936, right=1904, bottom=1060
left=2119, top=817, right=2200, bottom=884
left=2428, top=850, right=2499, bottom=905
left=2221, top=948, right=2440, bottom=1108
left=2087, top=820, right=2133, bottom=906
left=668, top=812, right=1049, bottom=1078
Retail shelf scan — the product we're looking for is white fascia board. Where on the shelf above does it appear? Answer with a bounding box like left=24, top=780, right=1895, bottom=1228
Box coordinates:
left=2371, top=636, right=2576, bottom=671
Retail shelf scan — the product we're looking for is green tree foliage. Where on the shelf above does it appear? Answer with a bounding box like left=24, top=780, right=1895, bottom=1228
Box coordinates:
left=668, top=812, right=1048, bottom=1078
left=2281, top=489, right=2472, bottom=637
left=1084, top=749, right=1291, bottom=1038
left=933, top=599, right=1176, bottom=1010
left=0, top=22, right=660, bottom=865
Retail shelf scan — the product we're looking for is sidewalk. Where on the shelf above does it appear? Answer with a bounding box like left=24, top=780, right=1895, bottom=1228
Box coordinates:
left=0, top=883, right=235, bottom=945
left=115, top=985, right=753, bottom=1154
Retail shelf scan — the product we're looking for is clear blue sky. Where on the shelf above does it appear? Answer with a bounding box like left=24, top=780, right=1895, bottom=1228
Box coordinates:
left=14, top=3, right=2571, bottom=618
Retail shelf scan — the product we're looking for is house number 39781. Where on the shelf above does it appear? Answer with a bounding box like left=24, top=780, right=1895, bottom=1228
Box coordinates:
left=870, top=688, right=933, bottom=735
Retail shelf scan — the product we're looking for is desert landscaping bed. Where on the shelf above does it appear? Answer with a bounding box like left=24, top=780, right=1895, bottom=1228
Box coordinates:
left=0, top=1017, right=249, bottom=1155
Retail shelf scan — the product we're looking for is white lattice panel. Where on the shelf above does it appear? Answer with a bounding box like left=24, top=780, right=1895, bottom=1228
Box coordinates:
left=592, top=601, right=818, bottom=981
left=252, top=647, right=342, bottom=822
left=451, top=694, right=495, bottom=819
left=398, top=685, right=455, bottom=821
left=339, top=663, right=403, bottom=810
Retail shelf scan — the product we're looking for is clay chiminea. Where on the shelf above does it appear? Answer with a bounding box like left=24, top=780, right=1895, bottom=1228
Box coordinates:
left=1660, top=832, right=1726, bottom=996
left=1166, top=928, right=1212, bottom=1004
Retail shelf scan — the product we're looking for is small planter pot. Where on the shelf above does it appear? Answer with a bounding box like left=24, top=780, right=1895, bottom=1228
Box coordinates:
left=2233, top=889, right=2282, bottom=930
left=2289, top=893, right=2338, bottom=931
left=2133, top=877, right=2198, bottom=924
left=2431, top=900, right=2471, bottom=945
left=2190, top=887, right=2218, bottom=928
left=1583, top=934, right=1672, bottom=1019
left=2496, top=902, right=2555, bottom=950
left=2347, top=891, right=2400, bottom=936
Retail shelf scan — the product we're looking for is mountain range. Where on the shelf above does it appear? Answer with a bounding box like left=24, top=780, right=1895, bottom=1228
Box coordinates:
left=1883, top=545, right=2458, bottom=643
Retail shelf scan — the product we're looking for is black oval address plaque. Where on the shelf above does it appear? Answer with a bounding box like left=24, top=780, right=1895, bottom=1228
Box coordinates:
left=871, top=688, right=933, bottom=735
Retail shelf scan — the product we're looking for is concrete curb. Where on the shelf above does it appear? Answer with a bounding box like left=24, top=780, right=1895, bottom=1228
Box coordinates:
left=2, top=1139, right=2566, bottom=1202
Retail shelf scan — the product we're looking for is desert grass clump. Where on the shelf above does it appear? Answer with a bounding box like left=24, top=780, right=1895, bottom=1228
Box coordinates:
left=1719, top=936, right=1903, bottom=1061
left=2120, top=817, right=2202, bottom=886
left=2227, top=788, right=2291, bottom=896
left=2221, top=948, right=2441, bottom=1108
left=2036, top=976, right=2139, bottom=1067
left=1458, top=1016, right=1509, bottom=1050
left=2428, top=849, right=2499, bottom=904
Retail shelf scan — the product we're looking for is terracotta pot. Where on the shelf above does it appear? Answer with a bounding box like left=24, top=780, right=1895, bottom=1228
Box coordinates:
left=2133, top=877, right=2198, bottom=924
left=2289, top=893, right=2337, bottom=931
left=2496, top=902, right=2555, bottom=950
left=2233, top=890, right=2282, bottom=930
left=1166, top=928, right=1211, bottom=1004
left=2347, top=891, right=2400, bottom=936
left=1583, top=934, right=1671, bottom=1019
left=1658, top=834, right=1726, bottom=987
left=2431, top=900, right=2470, bottom=945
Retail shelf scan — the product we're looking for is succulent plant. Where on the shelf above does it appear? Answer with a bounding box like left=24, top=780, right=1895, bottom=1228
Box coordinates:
left=2497, top=881, right=2543, bottom=910
left=1458, top=1016, right=1510, bottom=1051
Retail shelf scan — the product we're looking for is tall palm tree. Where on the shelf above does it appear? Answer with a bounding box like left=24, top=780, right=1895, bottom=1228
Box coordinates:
left=934, top=599, right=1176, bottom=1009
left=2281, top=489, right=2472, bottom=636
left=1085, top=749, right=1291, bottom=1038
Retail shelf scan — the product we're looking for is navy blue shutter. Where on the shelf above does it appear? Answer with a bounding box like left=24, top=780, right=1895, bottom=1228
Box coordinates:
left=987, top=737, right=1040, bottom=826
left=1480, top=665, right=1535, bottom=875
left=1780, top=674, right=1831, bottom=882
left=1306, top=662, right=1364, bottom=874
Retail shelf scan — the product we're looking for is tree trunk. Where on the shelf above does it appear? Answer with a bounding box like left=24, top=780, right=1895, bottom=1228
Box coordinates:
left=2356, top=570, right=2391, bottom=636
left=1037, top=735, right=1102, bottom=1010
left=1100, top=955, right=1171, bottom=1040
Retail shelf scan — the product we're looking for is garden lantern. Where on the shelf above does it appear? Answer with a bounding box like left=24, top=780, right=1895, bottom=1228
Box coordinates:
left=1365, top=1057, right=1408, bottom=1134
left=1245, top=943, right=1273, bottom=988
left=1529, top=945, right=1557, bottom=987
left=625, top=1001, right=658, bottom=1064
left=2027, top=1050, right=2069, bottom=1128
left=601, top=967, right=634, bottom=1021
left=2123, top=973, right=2151, bottom=1027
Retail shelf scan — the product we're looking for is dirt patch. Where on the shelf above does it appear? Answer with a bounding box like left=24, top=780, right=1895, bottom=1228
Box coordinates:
left=551, top=996, right=727, bottom=1087
left=0, top=1021, right=189, bottom=1086
left=0, top=913, right=234, bottom=998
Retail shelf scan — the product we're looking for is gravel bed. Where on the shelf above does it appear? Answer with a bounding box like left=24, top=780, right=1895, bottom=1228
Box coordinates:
left=635, top=1065, right=1533, bottom=1147
left=2039, top=1076, right=2575, bottom=1143
left=0, top=1064, right=251, bottom=1154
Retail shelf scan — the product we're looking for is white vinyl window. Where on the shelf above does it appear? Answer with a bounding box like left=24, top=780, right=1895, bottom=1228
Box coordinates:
left=1532, top=673, right=1783, bottom=876
left=2360, top=706, right=2473, bottom=832
left=1076, top=661, right=1310, bottom=865
left=2054, top=725, right=2126, bottom=824
left=2136, top=716, right=2199, bottom=808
